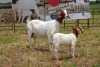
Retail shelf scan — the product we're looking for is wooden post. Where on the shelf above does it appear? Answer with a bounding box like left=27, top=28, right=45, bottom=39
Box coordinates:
left=12, top=23, right=13, bottom=30
left=76, top=19, right=79, bottom=25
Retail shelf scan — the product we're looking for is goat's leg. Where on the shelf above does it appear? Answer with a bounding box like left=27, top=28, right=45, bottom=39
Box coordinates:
left=29, top=37, right=32, bottom=48
left=28, top=33, right=36, bottom=49
left=47, top=32, right=53, bottom=51
left=71, top=47, right=75, bottom=58
left=27, top=30, right=34, bottom=48
left=49, top=39, right=53, bottom=51
left=28, top=28, right=36, bottom=49
left=49, top=43, right=53, bottom=51
left=28, top=32, right=32, bottom=48
left=31, top=33, right=36, bottom=49
left=52, top=44, right=59, bottom=60
left=71, top=42, right=75, bottom=58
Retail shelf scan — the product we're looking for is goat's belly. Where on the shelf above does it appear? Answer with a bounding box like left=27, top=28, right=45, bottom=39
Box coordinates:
left=60, top=40, right=72, bottom=45
left=36, top=33, right=47, bottom=37
left=34, top=31, right=47, bottom=37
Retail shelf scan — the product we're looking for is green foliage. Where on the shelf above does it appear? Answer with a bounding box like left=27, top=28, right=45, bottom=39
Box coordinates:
left=0, top=3, right=11, bottom=9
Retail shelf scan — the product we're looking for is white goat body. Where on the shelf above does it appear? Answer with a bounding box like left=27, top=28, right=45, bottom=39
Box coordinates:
left=52, top=33, right=77, bottom=45
left=27, top=20, right=60, bottom=37
left=27, top=20, right=60, bottom=49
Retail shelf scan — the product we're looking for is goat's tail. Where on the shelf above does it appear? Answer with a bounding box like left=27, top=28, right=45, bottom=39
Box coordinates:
left=51, top=28, right=58, bottom=38
left=26, top=16, right=31, bottom=23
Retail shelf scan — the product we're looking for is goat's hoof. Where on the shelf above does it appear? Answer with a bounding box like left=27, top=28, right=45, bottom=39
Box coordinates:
left=34, top=47, right=37, bottom=50
left=73, top=57, right=75, bottom=58
left=27, top=45, right=31, bottom=48
left=69, top=55, right=75, bottom=58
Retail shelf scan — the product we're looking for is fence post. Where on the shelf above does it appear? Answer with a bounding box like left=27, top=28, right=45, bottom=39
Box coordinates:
left=76, top=19, right=79, bottom=25
left=12, top=23, right=13, bottom=30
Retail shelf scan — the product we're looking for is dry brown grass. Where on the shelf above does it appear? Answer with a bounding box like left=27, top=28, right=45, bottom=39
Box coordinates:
left=0, top=8, right=100, bottom=67
left=0, top=26, right=100, bottom=67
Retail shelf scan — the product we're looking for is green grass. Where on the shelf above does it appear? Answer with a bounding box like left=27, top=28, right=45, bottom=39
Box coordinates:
left=0, top=23, right=100, bottom=67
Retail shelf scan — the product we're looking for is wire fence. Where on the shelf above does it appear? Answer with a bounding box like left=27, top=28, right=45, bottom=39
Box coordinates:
left=0, top=7, right=100, bottom=34
left=64, top=7, right=100, bottom=28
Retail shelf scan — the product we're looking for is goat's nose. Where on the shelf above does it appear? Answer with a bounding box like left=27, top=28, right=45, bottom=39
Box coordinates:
left=65, top=16, right=70, bottom=19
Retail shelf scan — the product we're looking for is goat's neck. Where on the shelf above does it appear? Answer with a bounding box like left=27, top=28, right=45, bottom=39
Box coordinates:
left=56, top=18, right=63, bottom=24
left=55, top=20, right=61, bottom=28
left=73, top=31, right=79, bottom=38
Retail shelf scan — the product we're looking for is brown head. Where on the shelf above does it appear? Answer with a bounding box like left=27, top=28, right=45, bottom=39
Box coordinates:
left=56, top=9, right=66, bottom=24
left=72, top=25, right=83, bottom=37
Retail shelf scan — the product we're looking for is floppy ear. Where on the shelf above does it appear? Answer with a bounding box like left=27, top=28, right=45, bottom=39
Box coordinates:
left=72, top=26, right=76, bottom=31
left=78, top=25, right=83, bottom=33
left=72, top=26, right=76, bottom=29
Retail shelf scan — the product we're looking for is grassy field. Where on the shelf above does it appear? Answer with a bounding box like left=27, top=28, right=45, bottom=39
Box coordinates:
left=0, top=22, right=100, bottom=67
left=0, top=2, right=100, bottom=67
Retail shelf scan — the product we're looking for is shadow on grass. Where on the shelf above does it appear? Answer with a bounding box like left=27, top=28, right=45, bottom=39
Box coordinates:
left=36, top=46, right=50, bottom=52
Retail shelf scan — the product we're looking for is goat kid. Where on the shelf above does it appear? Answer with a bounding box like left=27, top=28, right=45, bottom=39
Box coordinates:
left=51, top=25, right=83, bottom=60
left=27, top=9, right=67, bottom=49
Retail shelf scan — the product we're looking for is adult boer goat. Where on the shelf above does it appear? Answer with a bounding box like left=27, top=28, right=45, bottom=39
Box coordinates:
left=27, top=9, right=67, bottom=50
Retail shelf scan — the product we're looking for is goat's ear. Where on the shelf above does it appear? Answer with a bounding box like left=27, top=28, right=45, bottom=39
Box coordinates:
left=72, top=26, right=76, bottom=29
left=72, top=26, right=76, bottom=31
left=78, top=25, right=83, bottom=33
left=81, top=28, right=84, bottom=33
